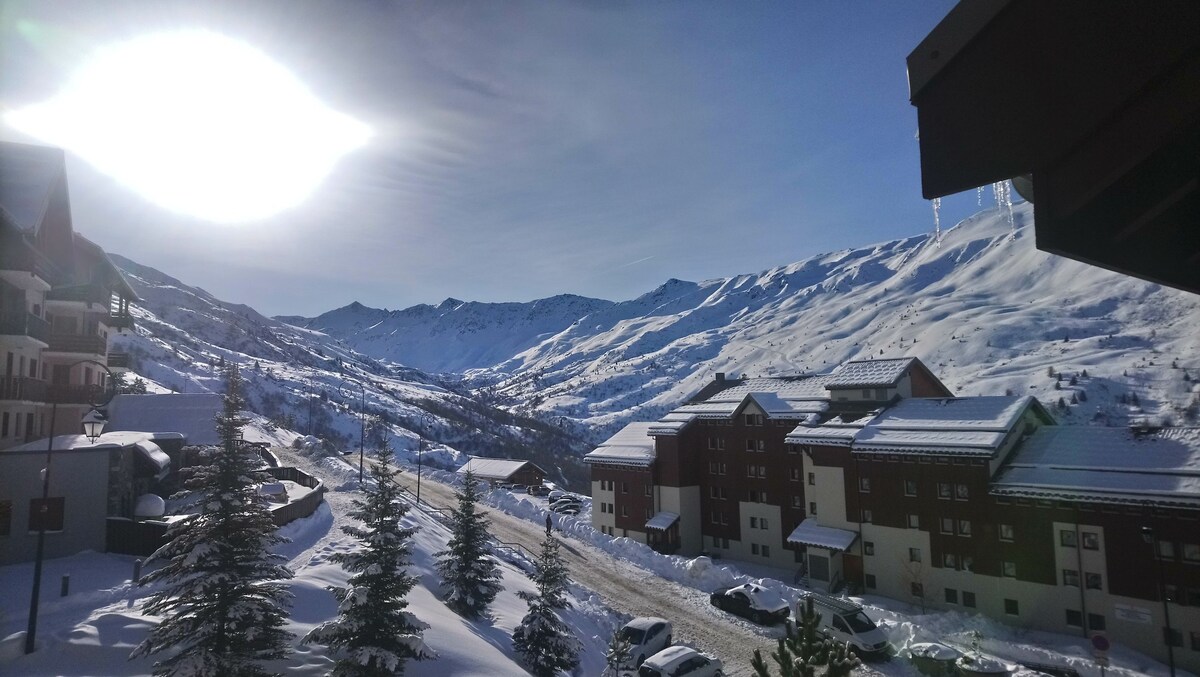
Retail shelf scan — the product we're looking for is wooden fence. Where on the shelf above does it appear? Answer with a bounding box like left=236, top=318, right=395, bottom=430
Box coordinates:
left=106, top=466, right=325, bottom=556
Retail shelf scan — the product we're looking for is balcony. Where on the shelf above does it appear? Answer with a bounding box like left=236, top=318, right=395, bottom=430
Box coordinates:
left=46, top=283, right=111, bottom=307
left=106, top=312, right=135, bottom=331
left=107, top=351, right=131, bottom=370
left=0, top=376, right=49, bottom=402
left=0, top=311, right=50, bottom=343
left=46, top=333, right=107, bottom=356
left=47, top=382, right=108, bottom=405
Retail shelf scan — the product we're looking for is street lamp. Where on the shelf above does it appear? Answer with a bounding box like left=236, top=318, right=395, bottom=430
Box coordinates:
left=339, top=378, right=367, bottom=483
left=1142, top=526, right=1176, bottom=677
left=25, top=358, right=116, bottom=654
left=416, top=437, right=423, bottom=505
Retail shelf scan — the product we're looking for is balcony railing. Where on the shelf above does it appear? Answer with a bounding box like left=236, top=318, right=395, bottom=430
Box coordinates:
left=46, top=333, right=107, bottom=356
left=107, top=352, right=131, bottom=369
left=47, top=383, right=108, bottom=405
left=106, top=312, right=135, bottom=331
left=0, top=311, right=50, bottom=343
left=0, top=376, right=49, bottom=402
left=46, top=283, right=111, bottom=307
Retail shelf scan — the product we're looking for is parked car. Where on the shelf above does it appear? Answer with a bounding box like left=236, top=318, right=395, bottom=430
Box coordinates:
left=638, top=646, right=723, bottom=677
left=550, top=501, right=581, bottom=514
left=617, top=617, right=673, bottom=667
left=549, top=496, right=581, bottom=508
left=547, top=489, right=568, bottom=502
left=709, top=582, right=789, bottom=625
left=802, top=592, right=891, bottom=657
left=527, top=485, right=551, bottom=496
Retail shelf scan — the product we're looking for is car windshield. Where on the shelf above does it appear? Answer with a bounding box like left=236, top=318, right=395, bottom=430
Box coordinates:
left=845, top=611, right=877, bottom=633
left=619, top=627, right=646, bottom=645
left=638, top=665, right=663, bottom=677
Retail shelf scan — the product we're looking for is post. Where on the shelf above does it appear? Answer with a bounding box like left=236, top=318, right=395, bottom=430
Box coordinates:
left=1143, top=526, right=1176, bottom=677
left=416, top=439, right=422, bottom=505
left=358, top=382, right=365, bottom=483
left=25, top=400, right=57, bottom=654
left=60, top=574, right=70, bottom=597
left=133, top=558, right=143, bottom=582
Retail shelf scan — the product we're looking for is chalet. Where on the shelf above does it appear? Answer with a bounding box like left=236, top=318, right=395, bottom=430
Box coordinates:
left=586, top=357, right=1200, bottom=672
left=458, top=456, right=547, bottom=488
left=0, top=141, right=137, bottom=449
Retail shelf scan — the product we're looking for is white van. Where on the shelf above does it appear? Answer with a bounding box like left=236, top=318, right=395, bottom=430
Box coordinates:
left=801, top=592, right=890, bottom=656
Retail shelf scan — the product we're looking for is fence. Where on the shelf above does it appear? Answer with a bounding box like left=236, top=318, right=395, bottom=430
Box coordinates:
left=106, top=466, right=326, bottom=555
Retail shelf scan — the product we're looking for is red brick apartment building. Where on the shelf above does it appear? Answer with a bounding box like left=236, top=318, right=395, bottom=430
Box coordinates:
left=585, top=357, right=1200, bottom=671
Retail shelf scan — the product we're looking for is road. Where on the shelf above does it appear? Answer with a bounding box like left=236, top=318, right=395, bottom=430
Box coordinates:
left=390, top=468, right=787, bottom=676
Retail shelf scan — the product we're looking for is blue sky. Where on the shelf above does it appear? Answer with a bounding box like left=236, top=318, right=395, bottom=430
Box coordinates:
left=1, top=1, right=990, bottom=317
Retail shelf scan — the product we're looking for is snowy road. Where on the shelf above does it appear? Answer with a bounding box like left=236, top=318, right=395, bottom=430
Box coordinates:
left=389, top=470, right=791, bottom=677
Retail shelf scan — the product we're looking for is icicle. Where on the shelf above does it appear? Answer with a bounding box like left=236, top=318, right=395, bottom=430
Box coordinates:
left=976, top=186, right=983, bottom=207
left=992, top=180, right=1015, bottom=239
left=931, top=197, right=942, bottom=246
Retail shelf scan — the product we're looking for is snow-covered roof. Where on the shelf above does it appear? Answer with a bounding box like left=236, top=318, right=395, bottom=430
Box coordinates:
left=457, top=457, right=540, bottom=481
left=709, top=375, right=833, bottom=402
left=3, top=431, right=184, bottom=453
left=992, top=427, right=1200, bottom=508
left=870, top=396, right=1034, bottom=432
left=107, top=393, right=223, bottom=446
left=584, top=422, right=657, bottom=467
left=134, top=440, right=171, bottom=480
left=786, top=424, right=862, bottom=447
left=653, top=376, right=831, bottom=435
left=645, top=511, right=679, bottom=531
left=825, top=358, right=915, bottom=388
left=786, top=518, right=859, bottom=551
left=853, top=428, right=1006, bottom=456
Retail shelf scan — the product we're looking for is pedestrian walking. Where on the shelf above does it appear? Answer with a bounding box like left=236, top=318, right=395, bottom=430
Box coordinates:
left=545, top=513, right=553, bottom=537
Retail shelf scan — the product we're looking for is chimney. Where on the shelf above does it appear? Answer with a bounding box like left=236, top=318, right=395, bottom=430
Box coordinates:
left=715, top=372, right=725, bottom=384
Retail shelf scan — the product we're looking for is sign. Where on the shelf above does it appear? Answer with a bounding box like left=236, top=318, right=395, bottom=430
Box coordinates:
left=1091, top=633, right=1110, bottom=658
left=1113, top=604, right=1153, bottom=625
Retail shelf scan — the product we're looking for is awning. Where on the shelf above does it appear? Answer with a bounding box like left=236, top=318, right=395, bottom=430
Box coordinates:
left=645, top=511, right=679, bottom=531
left=134, top=440, right=171, bottom=481
left=786, top=518, right=858, bottom=552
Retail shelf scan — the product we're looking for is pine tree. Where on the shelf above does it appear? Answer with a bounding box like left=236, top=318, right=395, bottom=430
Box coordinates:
left=434, top=469, right=502, bottom=618
left=512, top=535, right=581, bottom=676
left=132, top=365, right=294, bottom=676
left=602, top=626, right=633, bottom=677
left=303, top=441, right=429, bottom=675
left=750, top=597, right=860, bottom=677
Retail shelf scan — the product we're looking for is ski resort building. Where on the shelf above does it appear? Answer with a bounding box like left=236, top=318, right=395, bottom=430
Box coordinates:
left=0, top=141, right=137, bottom=450
left=458, top=456, right=547, bottom=488
left=586, top=357, right=1200, bottom=671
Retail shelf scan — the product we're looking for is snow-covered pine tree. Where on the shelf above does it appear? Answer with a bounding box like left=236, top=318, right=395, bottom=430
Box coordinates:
left=602, top=626, right=633, bottom=677
left=132, top=365, right=294, bottom=677
left=512, top=535, right=580, bottom=676
left=303, top=441, right=430, bottom=675
left=750, top=597, right=859, bottom=677
left=434, top=469, right=502, bottom=618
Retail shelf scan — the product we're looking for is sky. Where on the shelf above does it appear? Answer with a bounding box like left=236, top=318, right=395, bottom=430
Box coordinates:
left=0, top=0, right=992, bottom=318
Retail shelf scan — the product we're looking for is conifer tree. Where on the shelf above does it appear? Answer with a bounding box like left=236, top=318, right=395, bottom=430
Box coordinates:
left=434, top=469, right=502, bottom=618
left=512, top=535, right=580, bottom=676
left=303, top=441, right=429, bottom=675
left=750, top=597, right=860, bottom=677
left=132, top=365, right=294, bottom=676
left=602, top=626, right=633, bottom=677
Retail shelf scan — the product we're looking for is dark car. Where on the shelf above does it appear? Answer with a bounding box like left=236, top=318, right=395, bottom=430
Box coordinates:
left=709, top=583, right=790, bottom=625
left=527, top=485, right=551, bottom=496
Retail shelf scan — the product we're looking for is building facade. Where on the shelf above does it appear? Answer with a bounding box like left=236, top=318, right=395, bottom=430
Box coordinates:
left=586, top=357, right=1200, bottom=672
left=0, top=142, right=137, bottom=450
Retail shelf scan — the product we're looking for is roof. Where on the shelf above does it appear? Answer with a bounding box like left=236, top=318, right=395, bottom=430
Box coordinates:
left=134, top=439, right=171, bottom=480
left=622, top=616, right=669, bottom=631
left=992, top=427, right=1200, bottom=508
left=107, top=393, right=224, bottom=446
left=457, top=457, right=542, bottom=481
left=825, top=358, right=916, bottom=388
left=0, top=141, right=63, bottom=233
left=583, top=422, right=656, bottom=467
left=651, top=375, right=832, bottom=436
left=786, top=518, right=859, bottom=551
left=645, top=511, right=679, bottom=531
left=3, top=430, right=185, bottom=453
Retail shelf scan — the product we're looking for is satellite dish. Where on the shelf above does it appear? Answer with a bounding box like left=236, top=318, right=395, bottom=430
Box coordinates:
left=1011, top=174, right=1034, bottom=203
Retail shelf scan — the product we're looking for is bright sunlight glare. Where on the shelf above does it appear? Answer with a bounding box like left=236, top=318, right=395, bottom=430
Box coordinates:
left=5, top=31, right=371, bottom=223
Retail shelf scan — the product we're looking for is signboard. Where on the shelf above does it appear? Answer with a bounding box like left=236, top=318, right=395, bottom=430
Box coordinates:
left=1113, top=604, right=1153, bottom=625
left=1091, top=633, right=1110, bottom=661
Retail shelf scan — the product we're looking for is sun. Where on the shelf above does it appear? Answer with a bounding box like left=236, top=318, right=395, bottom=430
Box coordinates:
left=5, top=30, right=371, bottom=223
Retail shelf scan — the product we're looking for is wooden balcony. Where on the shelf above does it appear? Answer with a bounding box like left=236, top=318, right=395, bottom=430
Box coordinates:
left=106, top=352, right=131, bottom=369
left=47, top=383, right=108, bottom=405
left=46, top=332, right=107, bottom=356
left=0, top=311, right=50, bottom=343
left=46, top=283, right=111, bottom=307
left=0, top=376, right=49, bottom=402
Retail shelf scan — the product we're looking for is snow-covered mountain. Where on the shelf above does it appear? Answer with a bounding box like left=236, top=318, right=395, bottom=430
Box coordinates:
left=108, top=255, right=589, bottom=487
left=286, top=202, right=1200, bottom=442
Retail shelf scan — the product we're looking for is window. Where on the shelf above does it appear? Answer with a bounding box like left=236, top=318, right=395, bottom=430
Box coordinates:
left=904, top=479, right=917, bottom=497
left=645, top=484, right=652, bottom=497
left=750, top=517, right=758, bottom=528
left=747, top=489, right=767, bottom=503
left=1065, top=609, right=1083, bottom=628
left=940, top=517, right=954, bottom=534
left=1158, top=540, right=1176, bottom=559
left=1, top=412, right=7, bottom=437
left=1183, top=543, right=1200, bottom=562
left=962, top=556, right=974, bottom=572
left=1063, top=569, right=1079, bottom=586
left=711, top=510, right=725, bottom=525
left=859, top=477, right=871, bottom=493
left=792, top=495, right=803, bottom=508
left=1089, top=614, right=1106, bottom=632
left=907, top=513, right=920, bottom=529
left=712, top=535, right=721, bottom=548
left=911, top=582, right=924, bottom=597
left=1002, top=561, right=1017, bottom=578
left=708, top=462, right=726, bottom=475
left=1085, top=572, right=1103, bottom=590
left=760, top=518, right=768, bottom=530
left=789, top=468, right=801, bottom=481
left=621, top=482, right=628, bottom=494
left=1060, top=529, right=1078, bottom=547
left=621, top=506, right=628, bottom=517
left=864, top=541, right=875, bottom=556
left=962, top=591, right=977, bottom=608
left=875, top=388, right=888, bottom=400
left=943, top=553, right=957, bottom=568
left=861, top=509, right=873, bottom=523
left=807, top=472, right=815, bottom=485
left=644, top=508, right=652, bottom=520
left=999, top=524, right=1014, bottom=541
left=955, top=484, right=969, bottom=500
left=909, top=547, right=922, bottom=563
left=1004, top=598, right=1019, bottom=616
left=745, top=413, right=764, bottom=426
left=958, top=519, right=972, bottom=537
left=945, top=588, right=959, bottom=604
left=757, top=465, right=767, bottom=478
left=762, top=545, right=771, bottom=557
left=600, top=503, right=607, bottom=513
left=752, top=543, right=760, bottom=555
left=865, top=574, right=876, bottom=589
left=707, top=437, right=725, bottom=450
left=937, top=482, right=952, bottom=499
left=809, top=502, right=817, bottom=515
left=0, top=500, right=11, bottom=536
left=1082, top=531, right=1099, bottom=550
